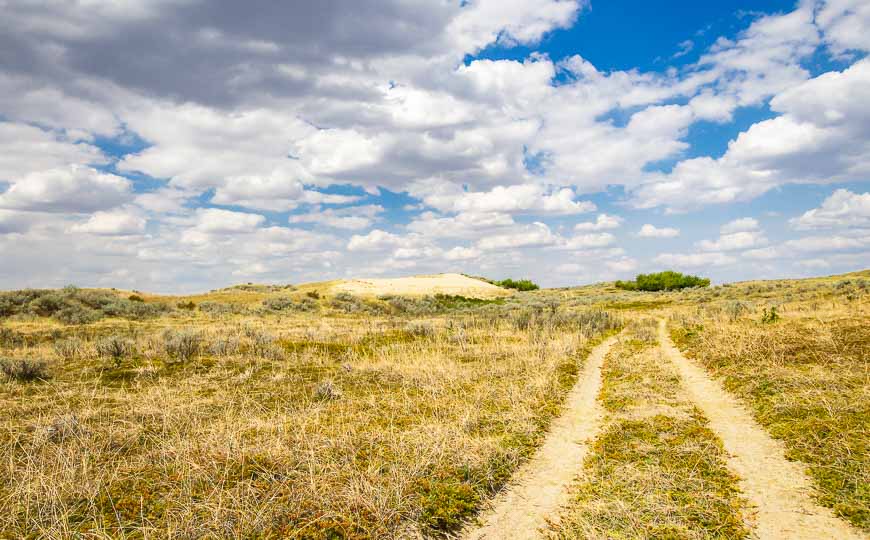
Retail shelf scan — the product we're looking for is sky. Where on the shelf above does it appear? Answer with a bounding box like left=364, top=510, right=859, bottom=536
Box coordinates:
left=1, top=0, right=869, bottom=292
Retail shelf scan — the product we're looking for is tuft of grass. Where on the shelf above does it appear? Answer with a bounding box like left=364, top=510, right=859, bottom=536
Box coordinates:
left=1, top=357, right=50, bottom=382
left=162, top=329, right=202, bottom=362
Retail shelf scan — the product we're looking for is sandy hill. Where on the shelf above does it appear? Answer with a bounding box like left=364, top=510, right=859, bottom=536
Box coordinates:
left=317, top=273, right=510, bottom=299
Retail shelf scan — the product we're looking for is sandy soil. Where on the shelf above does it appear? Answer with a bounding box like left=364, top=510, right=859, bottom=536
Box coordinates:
left=328, top=273, right=510, bottom=298
left=462, top=334, right=619, bottom=540
left=658, top=320, right=866, bottom=540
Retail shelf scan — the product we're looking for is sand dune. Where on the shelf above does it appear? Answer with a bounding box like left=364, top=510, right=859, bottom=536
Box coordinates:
left=327, top=273, right=509, bottom=298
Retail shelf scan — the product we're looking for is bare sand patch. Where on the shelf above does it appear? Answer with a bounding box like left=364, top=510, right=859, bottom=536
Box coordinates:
left=327, top=273, right=510, bottom=299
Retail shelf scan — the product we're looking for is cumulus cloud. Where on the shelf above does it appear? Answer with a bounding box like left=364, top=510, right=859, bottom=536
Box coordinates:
left=638, top=224, right=680, bottom=238
left=348, top=229, right=413, bottom=251
left=477, top=222, right=558, bottom=250
left=790, top=189, right=870, bottom=230
left=817, top=0, right=870, bottom=55
left=574, top=213, right=623, bottom=231
left=416, top=183, right=596, bottom=216
left=698, top=231, right=767, bottom=251
left=289, top=205, right=384, bottom=230
left=720, top=217, right=760, bottom=234
left=634, top=58, right=870, bottom=210
left=0, top=165, right=131, bottom=213
left=0, top=209, right=33, bottom=234
left=654, top=252, right=737, bottom=268
left=70, top=207, right=146, bottom=236
left=192, top=208, right=266, bottom=234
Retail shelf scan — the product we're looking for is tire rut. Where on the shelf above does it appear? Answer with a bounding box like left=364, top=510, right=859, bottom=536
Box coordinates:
left=658, top=319, right=866, bottom=540
left=462, top=333, right=620, bottom=540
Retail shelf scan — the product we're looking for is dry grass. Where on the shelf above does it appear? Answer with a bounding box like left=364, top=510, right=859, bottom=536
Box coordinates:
left=669, top=284, right=869, bottom=530
left=550, top=319, right=750, bottom=539
left=0, top=303, right=618, bottom=538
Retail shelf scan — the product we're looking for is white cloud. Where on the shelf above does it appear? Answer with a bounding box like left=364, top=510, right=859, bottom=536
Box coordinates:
left=790, top=189, right=870, bottom=230
left=348, top=229, right=415, bottom=251
left=70, top=207, right=146, bottom=236
left=605, top=257, right=638, bottom=273
left=817, top=0, right=870, bottom=55
left=654, top=251, right=737, bottom=268
left=798, top=258, right=831, bottom=269
left=0, top=210, right=33, bottom=234
left=418, top=183, right=596, bottom=216
left=720, top=217, right=759, bottom=234
left=634, top=58, right=870, bottom=211
left=477, top=222, right=558, bottom=250
left=743, top=246, right=781, bottom=260
left=192, top=208, right=266, bottom=234
left=574, top=213, right=623, bottom=231
left=447, top=0, right=582, bottom=55
left=0, top=122, right=106, bottom=180
left=638, top=224, right=680, bottom=238
left=561, top=232, right=616, bottom=249
left=443, top=246, right=481, bottom=261
left=406, top=211, right=516, bottom=239
left=289, top=204, right=384, bottom=230
left=698, top=230, right=767, bottom=251
left=784, top=235, right=869, bottom=252
left=0, top=165, right=131, bottom=213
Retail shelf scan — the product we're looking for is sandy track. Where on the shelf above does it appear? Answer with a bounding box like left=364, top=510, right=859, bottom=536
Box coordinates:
left=462, top=334, right=619, bottom=540
left=658, top=320, right=866, bottom=540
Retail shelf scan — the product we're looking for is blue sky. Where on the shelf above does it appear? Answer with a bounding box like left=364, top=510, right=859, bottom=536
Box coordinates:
left=0, top=0, right=868, bottom=292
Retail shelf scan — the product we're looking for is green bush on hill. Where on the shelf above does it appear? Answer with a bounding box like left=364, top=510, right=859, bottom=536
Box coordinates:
left=495, top=278, right=540, bottom=291
left=615, top=271, right=710, bottom=292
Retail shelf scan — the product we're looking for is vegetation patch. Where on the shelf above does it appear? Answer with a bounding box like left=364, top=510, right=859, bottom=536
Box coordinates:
left=616, top=271, right=710, bottom=292
left=494, top=278, right=540, bottom=291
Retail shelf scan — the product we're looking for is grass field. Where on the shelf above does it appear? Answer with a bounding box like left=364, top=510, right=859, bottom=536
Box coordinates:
left=1, top=271, right=867, bottom=538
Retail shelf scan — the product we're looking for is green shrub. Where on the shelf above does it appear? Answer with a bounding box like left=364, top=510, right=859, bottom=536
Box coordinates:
left=0, top=328, right=25, bottom=347
left=198, top=301, right=243, bottom=315
left=96, top=336, right=134, bottom=366
left=417, top=479, right=480, bottom=533
left=1, top=358, right=50, bottom=382
left=128, top=294, right=144, bottom=302
left=177, top=301, right=196, bottom=310
left=761, top=306, right=780, bottom=324
left=55, top=304, right=101, bottom=325
left=163, top=330, right=201, bottom=362
left=494, top=278, right=539, bottom=291
left=0, top=287, right=167, bottom=323
left=616, top=271, right=710, bottom=292
left=329, top=293, right=386, bottom=314
left=262, top=296, right=319, bottom=312
left=53, top=338, right=86, bottom=361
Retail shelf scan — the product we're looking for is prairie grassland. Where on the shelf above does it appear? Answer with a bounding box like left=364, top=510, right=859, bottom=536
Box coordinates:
left=669, top=274, right=870, bottom=530
left=550, top=319, right=750, bottom=539
left=0, top=290, right=620, bottom=538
